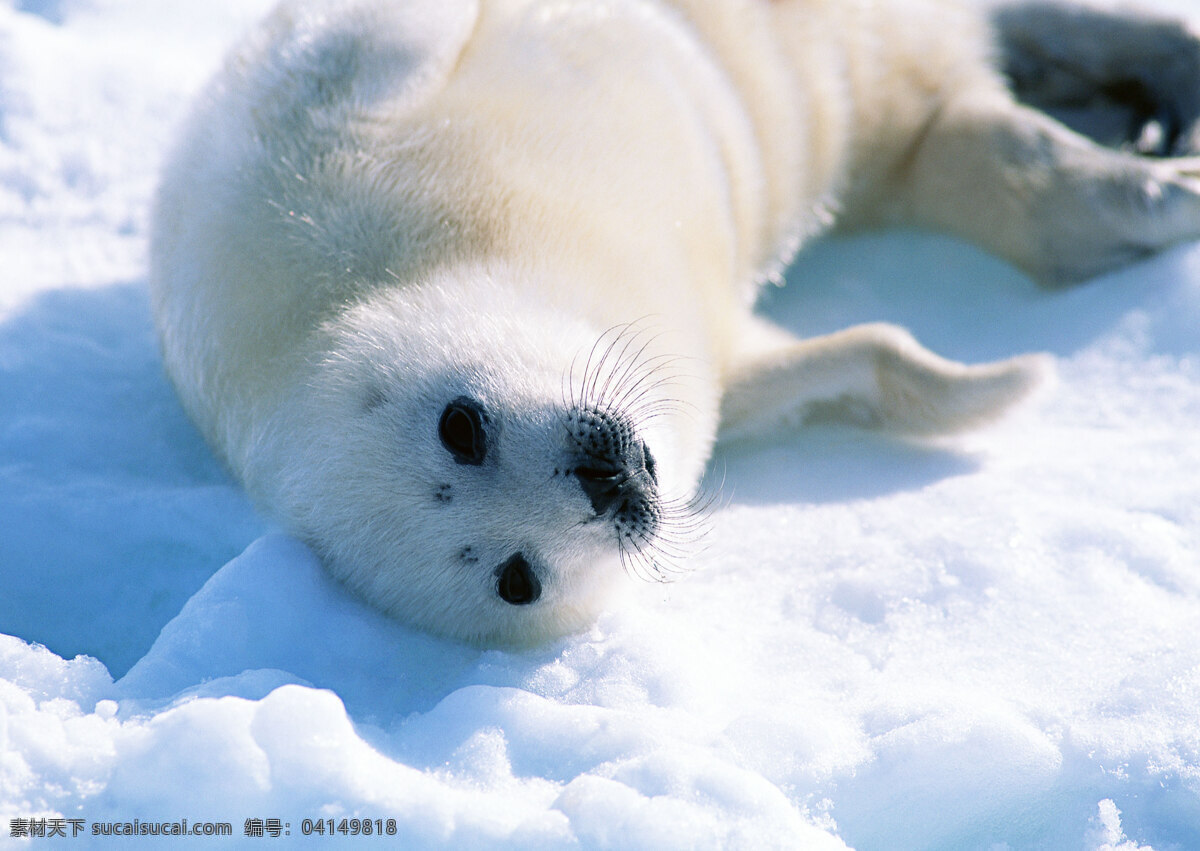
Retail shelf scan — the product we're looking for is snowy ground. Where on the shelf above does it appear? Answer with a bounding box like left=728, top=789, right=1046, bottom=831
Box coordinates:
left=3, top=1, right=1200, bottom=848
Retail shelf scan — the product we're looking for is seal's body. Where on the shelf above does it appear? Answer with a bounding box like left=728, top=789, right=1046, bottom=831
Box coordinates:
left=152, top=0, right=1200, bottom=644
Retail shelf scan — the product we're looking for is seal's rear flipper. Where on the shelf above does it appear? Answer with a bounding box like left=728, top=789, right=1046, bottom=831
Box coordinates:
left=718, top=321, right=1049, bottom=442
left=993, top=1, right=1200, bottom=156
left=855, top=4, right=1200, bottom=287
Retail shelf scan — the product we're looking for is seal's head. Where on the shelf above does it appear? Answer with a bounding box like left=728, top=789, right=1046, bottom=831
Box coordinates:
left=254, top=272, right=709, bottom=646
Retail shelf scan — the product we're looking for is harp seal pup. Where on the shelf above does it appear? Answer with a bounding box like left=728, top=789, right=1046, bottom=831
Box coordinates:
left=150, top=0, right=1200, bottom=645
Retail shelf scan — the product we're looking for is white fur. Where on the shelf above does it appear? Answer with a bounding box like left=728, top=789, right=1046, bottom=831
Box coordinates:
left=151, top=0, right=1200, bottom=644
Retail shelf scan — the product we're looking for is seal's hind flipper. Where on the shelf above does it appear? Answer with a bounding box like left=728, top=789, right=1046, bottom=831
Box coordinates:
left=718, top=322, right=1049, bottom=442
left=993, top=2, right=1200, bottom=156
left=850, top=3, right=1200, bottom=286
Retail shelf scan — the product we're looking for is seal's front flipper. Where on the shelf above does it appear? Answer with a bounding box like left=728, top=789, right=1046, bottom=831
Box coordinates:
left=718, top=321, right=1049, bottom=442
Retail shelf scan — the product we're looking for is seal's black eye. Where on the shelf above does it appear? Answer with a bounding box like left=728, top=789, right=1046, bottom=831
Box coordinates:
left=496, top=553, right=540, bottom=605
left=439, top=397, right=487, bottom=464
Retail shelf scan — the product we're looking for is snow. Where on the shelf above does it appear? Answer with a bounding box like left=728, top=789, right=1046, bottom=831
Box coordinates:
left=2, top=0, right=1199, bottom=847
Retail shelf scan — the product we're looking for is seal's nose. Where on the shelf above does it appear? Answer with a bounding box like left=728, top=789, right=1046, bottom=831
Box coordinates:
left=574, top=462, right=629, bottom=516
left=568, top=407, right=657, bottom=519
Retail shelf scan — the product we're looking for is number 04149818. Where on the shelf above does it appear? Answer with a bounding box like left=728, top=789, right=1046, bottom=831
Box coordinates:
left=300, top=818, right=397, bottom=837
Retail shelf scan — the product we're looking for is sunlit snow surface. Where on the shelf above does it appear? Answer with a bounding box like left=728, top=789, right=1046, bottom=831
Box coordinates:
left=2, top=1, right=1199, bottom=848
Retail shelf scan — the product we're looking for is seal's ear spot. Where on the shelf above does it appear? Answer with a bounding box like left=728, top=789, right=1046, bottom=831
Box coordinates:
left=439, top=397, right=487, bottom=464
left=362, top=385, right=388, bottom=414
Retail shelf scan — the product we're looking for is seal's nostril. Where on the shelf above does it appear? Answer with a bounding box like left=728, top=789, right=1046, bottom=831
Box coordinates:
left=496, top=553, right=540, bottom=605
left=574, top=466, right=625, bottom=515
left=575, top=464, right=622, bottom=483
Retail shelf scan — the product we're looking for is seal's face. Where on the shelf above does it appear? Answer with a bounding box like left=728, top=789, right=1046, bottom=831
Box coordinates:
left=432, top=393, right=662, bottom=608
left=269, top=281, right=700, bottom=646
left=436, top=394, right=661, bottom=607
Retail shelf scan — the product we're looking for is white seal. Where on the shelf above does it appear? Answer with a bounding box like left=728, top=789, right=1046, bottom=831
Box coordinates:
left=151, top=0, right=1200, bottom=645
